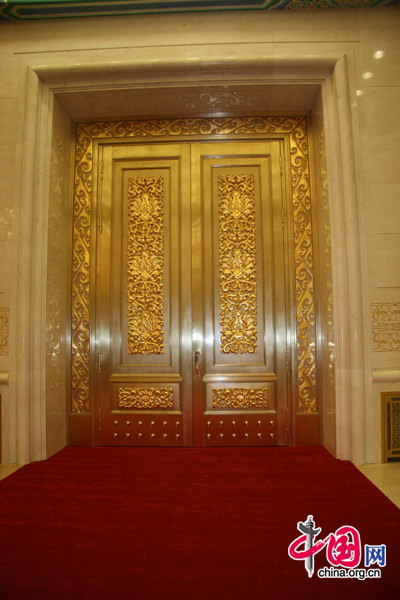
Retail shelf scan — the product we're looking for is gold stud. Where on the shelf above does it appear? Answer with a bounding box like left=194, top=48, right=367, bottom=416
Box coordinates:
left=220, top=433, right=224, bottom=438
left=207, top=433, right=211, bottom=439
left=114, top=420, right=118, bottom=426
left=219, top=420, right=224, bottom=426
left=126, top=420, right=130, bottom=426
left=176, top=421, right=180, bottom=427
left=163, top=433, right=168, bottom=439
left=138, top=421, right=143, bottom=426
left=151, top=433, right=155, bottom=438
left=257, top=420, right=262, bottom=426
left=232, top=420, right=236, bottom=427
left=258, top=433, right=262, bottom=439
left=270, top=420, right=274, bottom=426
left=163, top=421, right=167, bottom=427
left=138, top=433, right=143, bottom=438
left=270, top=433, right=274, bottom=438
left=232, top=433, right=236, bottom=439
left=245, top=433, right=249, bottom=439
left=126, top=433, right=131, bottom=438
left=151, top=421, right=155, bottom=426
left=245, top=420, right=249, bottom=427
left=176, top=433, right=180, bottom=439
left=113, top=433, right=118, bottom=438
left=207, top=421, right=211, bottom=428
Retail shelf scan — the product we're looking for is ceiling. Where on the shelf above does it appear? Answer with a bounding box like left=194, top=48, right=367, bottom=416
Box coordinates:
left=0, top=0, right=399, bottom=21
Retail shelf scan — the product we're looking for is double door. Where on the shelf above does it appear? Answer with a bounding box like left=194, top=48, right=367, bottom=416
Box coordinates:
left=97, top=140, right=287, bottom=446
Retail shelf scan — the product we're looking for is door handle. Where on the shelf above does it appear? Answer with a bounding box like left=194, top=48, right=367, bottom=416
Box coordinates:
left=194, top=350, right=201, bottom=378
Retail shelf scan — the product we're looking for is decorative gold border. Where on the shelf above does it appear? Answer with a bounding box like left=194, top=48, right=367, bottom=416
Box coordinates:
left=72, top=117, right=316, bottom=414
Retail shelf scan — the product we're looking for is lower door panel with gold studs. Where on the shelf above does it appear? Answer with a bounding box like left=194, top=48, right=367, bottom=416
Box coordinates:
left=97, top=140, right=287, bottom=446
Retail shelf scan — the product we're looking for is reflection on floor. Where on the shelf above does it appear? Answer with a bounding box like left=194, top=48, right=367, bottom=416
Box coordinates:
left=1, top=459, right=399, bottom=508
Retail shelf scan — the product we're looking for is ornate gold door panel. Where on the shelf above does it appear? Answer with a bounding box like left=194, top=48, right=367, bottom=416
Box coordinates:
left=191, top=142, right=287, bottom=446
left=97, top=140, right=286, bottom=446
left=98, top=144, right=192, bottom=446
left=69, top=118, right=318, bottom=448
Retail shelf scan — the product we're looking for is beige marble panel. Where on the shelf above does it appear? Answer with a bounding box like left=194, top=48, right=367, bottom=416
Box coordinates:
left=359, top=39, right=400, bottom=88
left=0, top=27, right=18, bottom=100
left=361, top=132, right=400, bottom=186
left=366, top=183, right=400, bottom=235
left=0, top=98, right=17, bottom=142
left=272, top=8, right=360, bottom=42
left=98, top=11, right=274, bottom=48
left=13, top=17, right=100, bottom=53
left=369, top=235, right=400, bottom=288
left=360, top=87, right=400, bottom=133
left=359, top=7, right=400, bottom=42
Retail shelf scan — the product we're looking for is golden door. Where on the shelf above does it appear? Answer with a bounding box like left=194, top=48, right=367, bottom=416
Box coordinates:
left=97, top=141, right=287, bottom=446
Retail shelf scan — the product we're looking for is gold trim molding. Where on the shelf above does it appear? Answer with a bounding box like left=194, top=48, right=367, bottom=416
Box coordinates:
left=72, top=117, right=316, bottom=414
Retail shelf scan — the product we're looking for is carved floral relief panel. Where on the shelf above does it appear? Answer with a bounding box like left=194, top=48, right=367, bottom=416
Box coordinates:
left=372, top=303, right=400, bottom=352
left=212, top=387, right=268, bottom=409
left=127, top=176, right=165, bottom=355
left=218, top=174, right=257, bottom=354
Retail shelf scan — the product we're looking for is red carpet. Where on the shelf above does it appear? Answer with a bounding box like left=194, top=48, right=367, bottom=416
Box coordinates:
left=0, top=446, right=399, bottom=599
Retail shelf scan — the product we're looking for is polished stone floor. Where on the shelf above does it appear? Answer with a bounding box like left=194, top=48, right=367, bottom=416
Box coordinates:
left=1, top=458, right=399, bottom=508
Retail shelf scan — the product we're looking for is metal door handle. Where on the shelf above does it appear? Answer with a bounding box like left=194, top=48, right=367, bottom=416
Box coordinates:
left=194, top=350, right=201, bottom=378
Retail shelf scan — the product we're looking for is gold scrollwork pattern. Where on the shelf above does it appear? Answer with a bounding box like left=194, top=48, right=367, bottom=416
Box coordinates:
left=290, top=119, right=317, bottom=413
left=371, top=303, right=400, bottom=351
left=218, top=174, right=257, bottom=354
left=212, top=387, right=268, bottom=409
left=118, top=387, right=173, bottom=409
left=72, top=117, right=317, bottom=414
left=0, top=307, right=9, bottom=355
left=127, top=177, right=165, bottom=354
left=71, top=126, right=92, bottom=413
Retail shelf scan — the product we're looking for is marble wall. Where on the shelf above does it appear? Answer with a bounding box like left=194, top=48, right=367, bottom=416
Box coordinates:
left=0, top=7, right=399, bottom=464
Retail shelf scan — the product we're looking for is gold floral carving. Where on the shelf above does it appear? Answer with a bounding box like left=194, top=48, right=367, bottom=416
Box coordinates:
left=372, top=303, right=400, bottom=352
left=212, top=387, right=268, bottom=409
left=289, top=119, right=317, bottom=413
left=218, top=174, right=257, bottom=354
left=0, top=307, right=9, bottom=355
left=127, top=177, right=165, bottom=354
left=72, top=117, right=316, bottom=414
left=118, top=387, right=173, bottom=409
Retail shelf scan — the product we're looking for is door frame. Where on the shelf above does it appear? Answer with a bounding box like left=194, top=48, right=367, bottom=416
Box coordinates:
left=69, top=117, right=318, bottom=447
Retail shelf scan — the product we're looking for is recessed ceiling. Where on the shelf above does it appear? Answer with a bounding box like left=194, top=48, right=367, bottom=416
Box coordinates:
left=55, top=83, right=322, bottom=120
